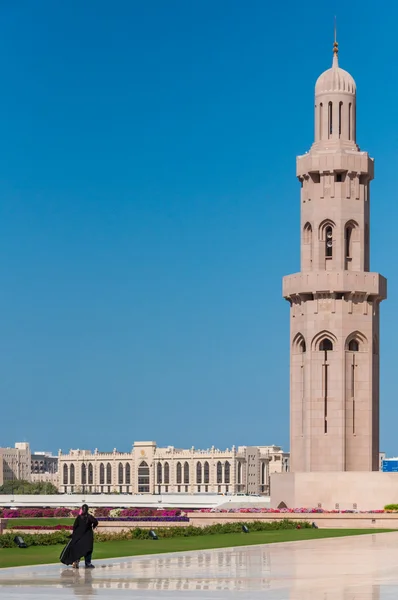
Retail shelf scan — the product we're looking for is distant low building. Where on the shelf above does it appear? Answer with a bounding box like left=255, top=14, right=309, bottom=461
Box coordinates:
left=31, top=452, right=58, bottom=475
left=58, top=441, right=289, bottom=495
left=30, top=451, right=59, bottom=487
left=0, top=443, right=31, bottom=486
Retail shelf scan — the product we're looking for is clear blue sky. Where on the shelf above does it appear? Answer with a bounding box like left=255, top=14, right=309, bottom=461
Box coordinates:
left=1, top=1, right=397, bottom=456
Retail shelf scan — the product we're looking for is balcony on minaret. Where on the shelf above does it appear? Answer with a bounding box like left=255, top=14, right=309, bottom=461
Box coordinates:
left=297, top=153, right=374, bottom=183
left=283, top=271, right=387, bottom=302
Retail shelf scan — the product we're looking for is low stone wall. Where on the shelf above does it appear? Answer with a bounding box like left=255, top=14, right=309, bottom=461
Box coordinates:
left=187, top=512, right=398, bottom=529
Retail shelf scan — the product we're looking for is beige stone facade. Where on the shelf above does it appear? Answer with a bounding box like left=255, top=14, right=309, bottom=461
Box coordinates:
left=271, top=471, right=398, bottom=511
left=30, top=472, right=60, bottom=487
left=58, top=441, right=289, bottom=495
left=0, top=443, right=31, bottom=486
left=283, top=41, right=386, bottom=473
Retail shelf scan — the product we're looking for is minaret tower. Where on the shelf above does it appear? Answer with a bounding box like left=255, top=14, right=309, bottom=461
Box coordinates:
left=283, top=38, right=387, bottom=472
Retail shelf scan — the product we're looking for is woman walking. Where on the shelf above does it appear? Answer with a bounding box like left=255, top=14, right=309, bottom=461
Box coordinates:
left=60, top=504, right=98, bottom=568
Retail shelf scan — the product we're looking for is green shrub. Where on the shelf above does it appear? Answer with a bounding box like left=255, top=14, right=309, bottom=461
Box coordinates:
left=0, top=519, right=310, bottom=548
left=384, top=504, right=398, bottom=511
left=0, top=531, right=70, bottom=548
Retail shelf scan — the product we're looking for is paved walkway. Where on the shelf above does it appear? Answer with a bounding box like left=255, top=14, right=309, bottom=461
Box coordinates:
left=0, top=532, right=397, bottom=598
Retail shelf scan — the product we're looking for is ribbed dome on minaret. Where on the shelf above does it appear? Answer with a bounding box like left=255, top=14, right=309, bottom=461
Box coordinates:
left=315, top=52, right=356, bottom=95
left=312, top=39, right=358, bottom=149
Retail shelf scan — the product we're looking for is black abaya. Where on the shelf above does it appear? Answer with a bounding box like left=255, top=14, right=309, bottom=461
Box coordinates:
left=60, top=514, right=98, bottom=565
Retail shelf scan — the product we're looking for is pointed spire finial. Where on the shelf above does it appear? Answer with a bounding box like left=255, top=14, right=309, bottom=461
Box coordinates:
left=333, top=16, right=339, bottom=66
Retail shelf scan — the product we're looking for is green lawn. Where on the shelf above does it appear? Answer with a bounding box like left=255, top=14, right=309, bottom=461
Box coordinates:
left=0, top=529, right=392, bottom=569
left=6, top=518, right=73, bottom=528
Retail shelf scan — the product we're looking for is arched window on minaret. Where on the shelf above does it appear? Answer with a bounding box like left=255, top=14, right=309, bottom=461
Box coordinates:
left=345, top=333, right=367, bottom=435
left=345, top=220, right=359, bottom=270
left=316, top=335, right=335, bottom=434
left=319, top=103, right=323, bottom=139
left=319, top=220, right=335, bottom=269
left=348, top=340, right=359, bottom=352
left=348, top=103, right=352, bottom=140
left=302, top=222, right=313, bottom=270
left=325, top=226, right=333, bottom=258
left=339, top=102, right=343, bottom=137
left=320, top=338, right=333, bottom=351
left=292, top=333, right=306, bottom=435
left=328, top=102, right=333, bottom=137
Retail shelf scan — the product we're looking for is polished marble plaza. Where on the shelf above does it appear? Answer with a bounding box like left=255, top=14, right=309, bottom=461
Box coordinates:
left=0, top=532, right=398, bottom=599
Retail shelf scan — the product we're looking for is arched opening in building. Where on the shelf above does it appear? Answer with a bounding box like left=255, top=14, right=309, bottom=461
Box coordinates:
left=196, top=462, right=202, bottom=484
left=99, top=463, right=104, bottom=485
left=164, top=462, right=170, bottom=485
left=156, top=462, right=162, bottom=484
left=70, top=463, right=75, bottom=485
left=224, top=461, right=230, bottom=485
left=118, top=462, right=123, bottom=485
left=106, top=463, right=112, bottom=485
left=88, top=463, right=93, bottom=485
left=138, top=461, right=150, bottom=493
left=216, top=461, right=222, bottom=484
left=63, top=464, right=68, bottom=485
left=176, top=462, right=182, bottom=485
left=81, top=463, right=87, bottom=485
left=204, top=461, right=210, bottom=484
left=184, top=461, right=189, bottom=484
left=125, top=463, right=131, bottom=485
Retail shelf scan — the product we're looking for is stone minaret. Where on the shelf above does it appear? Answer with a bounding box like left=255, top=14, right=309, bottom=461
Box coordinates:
left=283, top=41, right=387, bottom=472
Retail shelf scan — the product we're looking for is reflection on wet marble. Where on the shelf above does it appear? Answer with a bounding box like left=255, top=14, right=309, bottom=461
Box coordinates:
left=1, top=532, right=398, bottom=598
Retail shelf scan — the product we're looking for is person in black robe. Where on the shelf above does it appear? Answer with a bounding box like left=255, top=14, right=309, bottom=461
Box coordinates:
left=60, top=504, right=98, bottom=568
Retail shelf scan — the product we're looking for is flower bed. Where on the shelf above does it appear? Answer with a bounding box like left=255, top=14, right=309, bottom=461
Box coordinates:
left=9, top=525, right=73, bottom=531
left=97, top=516, right=189, bottom=522
left=200, top=508, right=386, bottom=514
left=0, top=508, right=79, bottom=519
left=0, top=507, right=184, bottom=519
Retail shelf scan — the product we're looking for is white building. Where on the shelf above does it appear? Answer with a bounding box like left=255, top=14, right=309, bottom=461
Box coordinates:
left=58, top=441, right=289, bottom=495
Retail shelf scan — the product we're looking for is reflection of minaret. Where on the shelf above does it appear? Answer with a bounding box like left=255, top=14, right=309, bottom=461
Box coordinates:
left=283, top=34, right=387, bottom=472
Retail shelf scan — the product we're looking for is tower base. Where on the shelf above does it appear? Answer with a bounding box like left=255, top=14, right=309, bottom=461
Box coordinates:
left=270, top=472, right=398, bottom=511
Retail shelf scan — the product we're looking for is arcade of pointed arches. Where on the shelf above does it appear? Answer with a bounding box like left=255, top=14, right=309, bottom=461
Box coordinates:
left=61, top=456, right=275, bottom=495
left=302, top=218, right=362, bottom=268
left=292, top=330, right=369, bottom=435
left=292, top=331, right=368, bottom=354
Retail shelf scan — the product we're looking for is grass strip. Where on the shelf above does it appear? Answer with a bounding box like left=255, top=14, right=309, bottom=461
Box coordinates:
left=6, top=518, right=74, bottom=528
left=0, top=528, right=392, bottom=569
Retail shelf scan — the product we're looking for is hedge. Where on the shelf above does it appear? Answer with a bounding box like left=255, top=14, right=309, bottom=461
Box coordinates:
left=0, top=519, right=310, bottom=548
